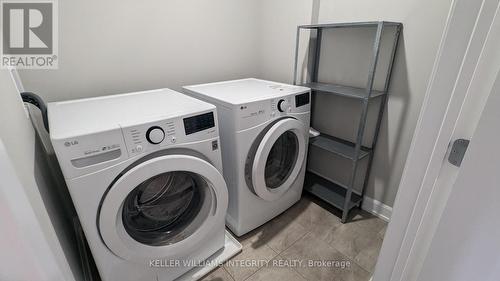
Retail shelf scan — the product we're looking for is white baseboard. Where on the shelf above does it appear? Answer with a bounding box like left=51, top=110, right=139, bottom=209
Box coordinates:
left=361, top=196, right=392, bottom=222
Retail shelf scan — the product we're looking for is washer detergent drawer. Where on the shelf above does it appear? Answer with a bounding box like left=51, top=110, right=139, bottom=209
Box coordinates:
left=51, top=128, right=128, bottom=179
left=71, top=148, right=121, bottom=168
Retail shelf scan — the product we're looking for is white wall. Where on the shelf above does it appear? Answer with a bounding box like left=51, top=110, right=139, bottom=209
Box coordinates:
left=18, top=0, right=260, bottom=102
left=17, top=0, right=453, bottom=207
left=255, top=0, right=453, bottom=207
left=254, top=0, right=316, bottom=82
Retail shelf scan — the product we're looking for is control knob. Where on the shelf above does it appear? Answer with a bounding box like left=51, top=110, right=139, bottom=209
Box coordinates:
left=146, top=126, right=165, bottom=144
left=277, top=99, right=288, bottom=112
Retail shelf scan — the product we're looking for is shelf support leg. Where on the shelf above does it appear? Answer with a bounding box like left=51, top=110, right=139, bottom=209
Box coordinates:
left=342, top=22, right=384, bottom=223
left=360, top=25, right=402, bottom=205
left=311, top=28, right=323, bottom=83
left=293, top=27, right=301, bottom=85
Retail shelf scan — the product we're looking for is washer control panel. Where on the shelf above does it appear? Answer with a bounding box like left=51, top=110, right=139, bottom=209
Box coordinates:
left=122, top=110, right=217, bottom=157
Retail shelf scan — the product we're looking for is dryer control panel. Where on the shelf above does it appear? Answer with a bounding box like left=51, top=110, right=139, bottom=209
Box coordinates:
left=234, top=91, right=311, bottom=131
left=270, top=96, right=293, bottom=115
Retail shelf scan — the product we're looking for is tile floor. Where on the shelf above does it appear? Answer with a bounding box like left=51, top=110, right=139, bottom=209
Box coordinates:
left=202, top=194, right=387, bottom=281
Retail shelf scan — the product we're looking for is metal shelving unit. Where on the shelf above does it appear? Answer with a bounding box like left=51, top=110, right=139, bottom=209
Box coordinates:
left=294, top=21, right=402, bottom=223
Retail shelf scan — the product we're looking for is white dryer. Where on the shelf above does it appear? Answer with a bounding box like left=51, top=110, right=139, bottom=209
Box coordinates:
left=49, top=89, right=228, bottom=281
left=183, top=79, right=310, bottom=236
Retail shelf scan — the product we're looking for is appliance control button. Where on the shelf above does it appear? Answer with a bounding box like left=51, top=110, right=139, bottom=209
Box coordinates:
left=135, top=145, right=143, bottom=152
left=277, top=99, right=287, bottom=112
left=146, top=126, right=165, bottom=144
left=171, top=136, right=176, bottom=143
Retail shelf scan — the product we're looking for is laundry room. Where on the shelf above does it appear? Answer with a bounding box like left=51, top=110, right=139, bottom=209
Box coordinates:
left=3, top=1, right=499, bottom=281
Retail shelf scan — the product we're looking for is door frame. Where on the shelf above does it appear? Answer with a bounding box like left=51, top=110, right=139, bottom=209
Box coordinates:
left=374, top=0, right=500, bottom=280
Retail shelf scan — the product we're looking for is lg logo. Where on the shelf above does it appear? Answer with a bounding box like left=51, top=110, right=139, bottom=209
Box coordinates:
left=1, top=0, right=58, bottom=68
left=64, top=140, right=78, bottom=147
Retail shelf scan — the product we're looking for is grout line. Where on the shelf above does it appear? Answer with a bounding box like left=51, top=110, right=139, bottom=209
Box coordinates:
left=273, top=215, right=315, bottom=254
left=229, top=244, right=280, bottom=281
left=242, top=248, right=281, bottom=281
left=242, top=253, right=311, bottom=281
left=322, top=232, right=381, bottom=275
left=241, top=264, right=265, bottom=281
left=336, top=248, right=373, bottom=277
left=308, top=228, right=374, bottom=278
left=352, top=251, right=377, bottom=274
left=221, top=266, right=236, bottom=281
left=271, top=231, right=313, bottom=281
left=302, top=216, right=382, bottom=275
left=267, top=228, right=311, bottom=256
left=289, top=262, right=310, bottom=281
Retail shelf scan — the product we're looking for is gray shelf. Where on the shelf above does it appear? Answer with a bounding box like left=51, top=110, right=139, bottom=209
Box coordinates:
left=294, top=21, right=402, bottom=223
left=306, top=168, right=351, bottom=191
left=299, top=21, right=402, bottom=29
left=302, top=82, right=386, bottom=100
left=310, top=134, right=371, bottom=160
left=304, top=172, right=362, bottom=211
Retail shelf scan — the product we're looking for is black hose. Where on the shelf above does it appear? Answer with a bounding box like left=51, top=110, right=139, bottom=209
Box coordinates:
left=21, top=92, right=49, bottom=133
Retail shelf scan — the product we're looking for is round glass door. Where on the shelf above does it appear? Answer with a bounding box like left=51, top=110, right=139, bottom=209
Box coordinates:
left=264, top=131, right=299, bottom=189
left=122, top=171, right=209, bottom=246
left=98, top=154, right=228, bottom=261
left=249, top=118, right=306, bottom=201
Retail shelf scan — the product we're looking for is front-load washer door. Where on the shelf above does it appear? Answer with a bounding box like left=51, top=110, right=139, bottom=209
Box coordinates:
left=249, top=118, right=306, bottom=201
left=98, top=154, right=227, bottom=261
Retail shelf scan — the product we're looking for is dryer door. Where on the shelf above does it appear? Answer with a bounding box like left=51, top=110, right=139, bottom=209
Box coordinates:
left=98, top=154, right=227, bottom=261
left=250, top=118, right=306, bottom=201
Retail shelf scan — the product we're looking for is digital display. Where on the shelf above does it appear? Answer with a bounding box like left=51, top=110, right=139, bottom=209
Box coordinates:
left=295, top=93, right=310, bottom=107
left=183, top=112, right=215, bottom=135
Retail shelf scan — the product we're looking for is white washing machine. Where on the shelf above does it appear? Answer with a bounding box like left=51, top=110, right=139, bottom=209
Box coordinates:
left=48, top=89, right=228, bottom=281
left=183, top=79, right=310, bottom=236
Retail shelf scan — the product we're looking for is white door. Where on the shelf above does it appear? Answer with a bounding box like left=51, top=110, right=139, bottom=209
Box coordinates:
left=374, top=1, right=500, bottom=280
left=246, top=118, right=307, bottom=201
left=414, top=73, right=500, bottom=281
left=98, top=154, right=227, bottom=261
